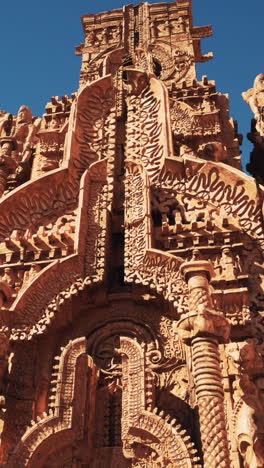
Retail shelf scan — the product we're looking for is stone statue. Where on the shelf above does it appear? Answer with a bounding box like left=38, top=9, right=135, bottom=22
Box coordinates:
left=219, top=247, right=240, bottom=281
left=0, top=112, right=12, bottom=138
left=242, top=74, right=264, bottom=136
left=0, top=138, right=17, bottom=197
left=13, top=105, right=41, bottom=164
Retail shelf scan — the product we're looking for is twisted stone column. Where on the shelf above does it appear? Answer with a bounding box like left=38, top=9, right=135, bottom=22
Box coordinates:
left=179, top=258, right=231, bottom=468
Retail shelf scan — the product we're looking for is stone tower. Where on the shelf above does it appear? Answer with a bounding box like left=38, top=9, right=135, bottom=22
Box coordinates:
left=0, top=1, right=263, bottom=467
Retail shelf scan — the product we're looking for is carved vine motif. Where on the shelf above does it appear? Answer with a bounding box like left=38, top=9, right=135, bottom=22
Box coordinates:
left=4, top=161, right=111, bottom=340
left=9, top=256, right=81, bottom=328
left=170, top=101, right=194, bottom=136
left=185, top=166, right=262, bottom=239
left=0, top=83, right=115, bottom=337
left=124, top=163, right=149, bottom=272
left=8, top=274, right=88, bottom=341
left=0, top=2, right=264, bottom=467
left=159, top=317, right=186, bottom=362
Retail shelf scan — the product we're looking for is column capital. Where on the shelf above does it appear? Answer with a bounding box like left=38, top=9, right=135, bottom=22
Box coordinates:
left=179, top=258, right=230, bottom=343
left=180, top=260, right=214, bottom=285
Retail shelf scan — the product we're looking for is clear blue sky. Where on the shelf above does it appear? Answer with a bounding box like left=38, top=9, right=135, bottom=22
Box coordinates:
left=1, top=0, right=263, bottom=171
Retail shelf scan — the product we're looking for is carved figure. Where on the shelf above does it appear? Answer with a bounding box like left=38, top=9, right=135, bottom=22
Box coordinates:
left=0, top=138, right=17, bottom=196
left=0, top=112, right=12, bottom=138
left=86, top=30, right=96, bottom=45
left=13, top=105, right=41, bottom=166
left=22, top=264, right=41, bottom=289
left=243, top=74, right=264, bottom=136
left=219, top=247, right=240, bottom=281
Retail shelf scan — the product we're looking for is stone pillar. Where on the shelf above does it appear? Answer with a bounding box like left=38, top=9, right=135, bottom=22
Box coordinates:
left=179, top=258, right=231, bottom=468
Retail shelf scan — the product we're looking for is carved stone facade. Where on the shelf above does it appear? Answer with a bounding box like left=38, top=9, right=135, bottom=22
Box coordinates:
left=0, top=1, right=263, bottom=467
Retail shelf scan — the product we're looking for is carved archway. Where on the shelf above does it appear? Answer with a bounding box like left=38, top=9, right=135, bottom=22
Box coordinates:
left=118, top=336, right=200, bottom=467
left=8, top=327, right=200, bottom=468
left=8, top=337, right=97, bottom=467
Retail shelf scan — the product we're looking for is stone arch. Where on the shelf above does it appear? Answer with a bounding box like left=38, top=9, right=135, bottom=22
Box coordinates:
left=9, top=157, right=110, bottom=340
left=86, top=318, right=161, bottom=362
left=25, top=431, right=74, bottom=468
left=0, top=74, right=116, bottom=245
left=124, top=152, right=264, bottom=319
left=161, top=157, right=264, bottom=245
left=133, top=410, right=201, bottom=467
left=0, top=75, right=116, bottom=341
left=8, top=329, right=198, bottom=467
left=8, top=337, right=97, bottom=467
left=103, top=47, right=125, bottom=75
left=118, top=336, right=201, bottom=467
left=64, top=74, right=116, bottom=177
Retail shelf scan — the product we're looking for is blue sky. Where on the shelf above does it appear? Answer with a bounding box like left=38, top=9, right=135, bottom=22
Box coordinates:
left=1, top=0, right=263, bottom=171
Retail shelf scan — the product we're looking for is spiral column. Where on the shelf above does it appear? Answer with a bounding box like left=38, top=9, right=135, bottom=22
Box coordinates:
left=179, top=258, right=231, bottom=468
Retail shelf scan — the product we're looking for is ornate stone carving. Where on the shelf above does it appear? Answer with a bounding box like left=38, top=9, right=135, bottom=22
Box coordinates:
left=7, top=337, right=97, bottom=467
left=118, top=336, right=201, bottom=467
left=243, top=74, right=264, bottom=137
left=0, top=2, right=264, bottom=467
